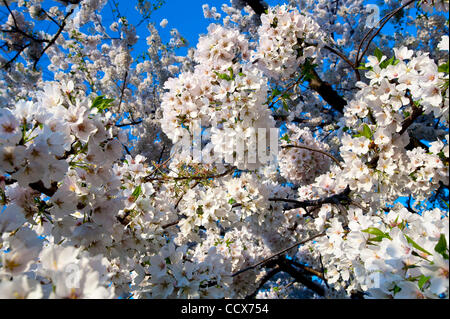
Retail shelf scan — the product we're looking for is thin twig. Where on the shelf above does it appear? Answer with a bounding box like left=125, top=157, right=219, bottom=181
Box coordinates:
left=115, top=119, right=143, bottom=127
left=323, top=44, right=361, bottom=81
left=33, top=8, right=75, bottom=70
left=282, top=144, right=343, bottom=169
left=117, top=70, right=129, bottom=112
left=145, top=166, right=235, bottom=182
left=231, top=231, right=327, bottom=277
left=355, top=0, right=416, bottom=66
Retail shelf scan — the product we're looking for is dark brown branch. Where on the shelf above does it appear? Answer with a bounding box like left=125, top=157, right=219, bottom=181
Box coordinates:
left=290, top=259, right=324, bottom=279
left=245, top=265, right=281, bottom=299
left=398, top=103, right=423, bottom=135
left=123, top=143, right=131, bottom=155
left=1, top=43, right=30, bottom=69
left=318, top=254, right=329, bottom=288
left=1, top=0, right=47, bottom=44
left=28, top=181, right=58, bottom=197
left=367, top=102, right=424, bottom=169
left=240, top=0, right=267, bottom=22
left=41, top=8, right=62, bottom=28
left=59, top=0, right=83, bottom=4
left=0, top=27, right=49, bottom=43
left=115, top=119, right=143, bottom=127
left=268, top=75, right=303, bottom=109
left=242, top=0, right=348, bottom=113
left=272, top=115, right=306, bottom=123
left=308, top=68, right=347, bottom=113
left=161, top=220, right=179, bottom=229
left=268, top=185, right=351, bottom=209
left=277, top=258, right=325, bottom=296
left=5, top=177, right=57, bottom=197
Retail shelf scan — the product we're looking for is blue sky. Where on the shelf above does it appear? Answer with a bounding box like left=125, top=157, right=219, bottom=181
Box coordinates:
left=103, top=0, right=285, bottom=57
left=97, top=0, right=412, bottom=65
left=1, top=0, right=413, bottom=78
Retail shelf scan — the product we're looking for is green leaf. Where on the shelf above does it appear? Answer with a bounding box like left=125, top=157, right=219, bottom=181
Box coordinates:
left=362, top=227, right=392, bottom=240
left=91, top=95, right=115, bottom=112
left=438, top=62, right=449, bottom=74
left=360, top=124, right=373, bottom=139
left=374, top=47, right=384, bottom=62
left=418, top=275, right=430, bottom=290
left=270, top=17, right=278, bottom=28
left=282, top=99, right=289, bottom=112
left=379, top=56, right=395, bottom=69
left=266, top=88, right=282, bottom=105
left=228, top=198, right=236, bottom=205
left=281, top=134, right=291, bottom=143
left=356, top=62, right=369, bottom=70
left=301, top=59, right=318, bottom=81
left=214, top=71, right=232, bottom=81
left=392, top=285, right=401, bottom=295
left=367, top=236, right=386, bottom=242
left=405, top=235, right=432, bottom=256
left=271, top=88, right=282, bottom=98
left=227, top=66, right=234, bottom=79
left=434, top=234, right=449, bottom=259
left=225, top=239, right=234, bottom=247
left=131, top=185, right=142, bottom=199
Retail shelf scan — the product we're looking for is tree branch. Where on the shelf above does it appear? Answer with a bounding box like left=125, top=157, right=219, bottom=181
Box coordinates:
left=241, top=0, right=348, bottom=113
left=277, top=258, right=325, bottom=296
left=145, top=166, right=235, bottom=182
left=115, top=119, right=143, bottom=127
left=231, top=231, right=327, bottom=277
left=5, top=178, right=58, bottom=197
left=268, top=185, right=351, bottom=209
left=308, top=68, right=347, bottom=113
left=245, top=265, right=281, bottom=299
left=240, top=0, right=267, bottom=21
left=398, top=103, right=423, bottom=135
left=323, top=44, right=361, bottom=81
left=33, top=8, right=74, bottom=70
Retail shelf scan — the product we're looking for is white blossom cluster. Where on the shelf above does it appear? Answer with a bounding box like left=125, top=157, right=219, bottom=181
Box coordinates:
left=279, top=125, right=332, bottom=185
left=299, top=205, right=449, bottom=299
left=339, top=46, right=449, bottom=205
left=254, top=5, right=326, bottom=81
left=161, top=23, right=275, bottom=169
left=401, top=0, right=449, bottom=12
